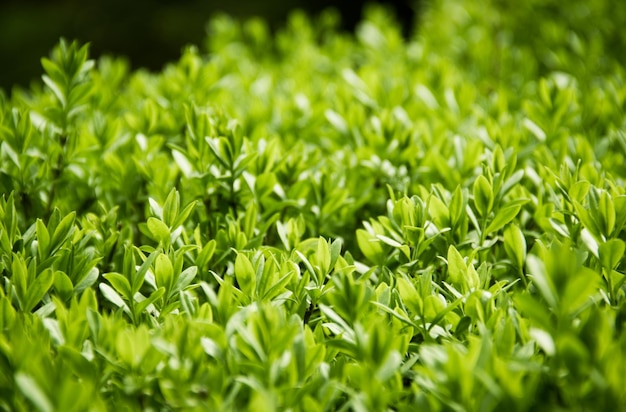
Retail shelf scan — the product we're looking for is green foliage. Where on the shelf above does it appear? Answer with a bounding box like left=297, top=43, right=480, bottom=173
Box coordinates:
left=2, top=0, right=626, bottom=410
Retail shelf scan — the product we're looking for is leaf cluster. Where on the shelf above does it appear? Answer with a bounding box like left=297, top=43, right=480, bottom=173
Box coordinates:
left=1, top=1, right=626, bottom=410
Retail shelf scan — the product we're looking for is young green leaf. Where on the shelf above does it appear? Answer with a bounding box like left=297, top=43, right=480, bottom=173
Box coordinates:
left=235, top=252, right=256, bottom=297
left=53, top=270, right=73, bottom=301
left=23, top=268, right=54, bottom=312
left=485, top=204, right=522, bottom=234
left=446, top=245, right=479, bottom=293
left=36, top=219, right=50, bottom=259
left=599, top=238, right=625, bottom=271
left=316, top=237, right=331, bottom=276
left=162, top=189, right=180, bottom=228
left=154, top=254, right=175, bottom=294
left=132, top=250, right=158, bottom=296
left=99, top=283, right=128, bottom=311
left=147, top=217, right=170, bottom=246
left=473, top=175, right=494, bottom=218
left=104, top=272, right=132, bottom=301
left=503, top=224, right=526, bottom=269
left=50, top=211, right=75, bottom=254
left=356, top=229, right=384, bottom=265
left=597, top=191, right=615, bottom=237
left=449, top=186, right=466, bottom=229
left=135, top=287, right=166, bottom=315
left=526, top=254, right=557, bottom=309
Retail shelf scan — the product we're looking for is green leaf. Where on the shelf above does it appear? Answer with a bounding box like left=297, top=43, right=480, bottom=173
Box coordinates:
left=147, top=217, right=170, bottom=245
left=573, top=201, right=601, bottom=238
left=503, top=224, right=526, bottom=269
left=50, top=212, right=75, bottom=254
left=316, top=237, right=331, bottom=275
left=1, top=141, right=20, bottom=169
left=242, top=202, right=257, bottom=239
left=24, top=268, right=54, bottom=312
left=569, top=180, right=590, bottom=203
left=319, top=304, right=353, bottom=335
left=356, top=229, right=384, bottom=265
left=11, top=253, right=28, bottom=306
left=135, top=287, right=166, bottom=314
left=205, top=137, right=231, bottom=168
left=254, top=173, right=277, bottom=199
left=429, top=195, right=450, bottom=229
left=466, top=263, right=480, bottom=290
left=428, top=296, right=464, bottom=330
left=580, top=228, right=599, bottom=259
left=515, top=294, right=551, bottom=330
left=99, top=283, right=127, bottom=309
left=276, top=220, right=290, bottom=250
left=42, top=74, right=66, bottom=108
left=523, top=118, right=546, bottom=141
left=162, top=189, right=180, bottom=228
left=261, top=271, right=294, bottom=301
left=175, top=266, right=198, bottom=293
left=53, top=270, right=74, bottom=301
left=41, top=57, right=64, bottom=85
left=154, top=254, right=175, bottom=294
left=172, top=149, right=193, bottom=177
left=561, top=267, right=599, bottom=315
left=36, top=219, right=50, bottom=259
left=599, top=238, right=625, bottom=271
left=179, top=290, right=198, bottom=317
left=395, top=276, right=422, bottom=315
left=529, top=328, right=555, bottom=356
left=0, top=296, right=16, bottom=330
left=613, top=196, right=626, bottom=234
left=74, top=267, right=99, bottom=294
left=526, top=255, right=557, bottom=309
left=447, top=245, right=468, bottom=292
left=473, top=175, right=494, bottom=217
left=295, top=250, right=320, bottom=286
left=201, top=337, right=223, bottom=359
left=104, top=272, right=132, bottom=301
left=235, top=252, right=256, bottom=296
left=485, top=204, right=521, bottom=234
left=15, top=372, right=53, bottom=412
left=598, top=191, right=616, bottom=236
left=132, top=251, right=158, bottom=296
left=196, top=239, right=216, bottom=269
left=325, top=109, right=348, bottom=134
left=449, top=186, right=466, bottom=228
left=57, top=345, right=96, bottom=381
left=330, top=238, right=343, bottom=270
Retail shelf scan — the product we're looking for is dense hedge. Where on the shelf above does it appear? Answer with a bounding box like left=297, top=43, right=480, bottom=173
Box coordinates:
left=1, top=1, right=626, bottom=410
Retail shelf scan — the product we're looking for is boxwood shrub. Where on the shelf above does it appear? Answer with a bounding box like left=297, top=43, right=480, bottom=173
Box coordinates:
left=1, top=0, right=626, bottom=410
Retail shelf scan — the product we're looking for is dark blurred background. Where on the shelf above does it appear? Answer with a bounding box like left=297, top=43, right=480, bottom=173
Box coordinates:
left=0, top=0, right=418, bottom=92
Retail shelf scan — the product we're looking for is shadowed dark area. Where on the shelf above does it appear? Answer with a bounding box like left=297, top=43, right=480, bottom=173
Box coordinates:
left=0, top=0, right=418, bottom=91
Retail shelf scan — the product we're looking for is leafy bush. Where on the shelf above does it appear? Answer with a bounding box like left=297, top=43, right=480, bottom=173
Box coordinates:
left=1, top=1, right=626, bottom=410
